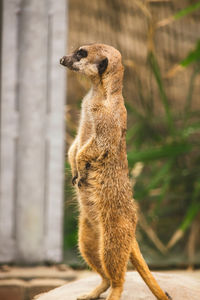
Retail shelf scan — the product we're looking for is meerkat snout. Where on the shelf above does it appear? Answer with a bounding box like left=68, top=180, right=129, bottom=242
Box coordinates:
left=60, top=47, right=88, bottom=71
left=60, top=55, right=78, bottom=71
left=60, top=57, right=65, bottom=65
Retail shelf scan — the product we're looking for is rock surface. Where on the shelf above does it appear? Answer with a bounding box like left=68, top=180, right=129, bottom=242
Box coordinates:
left=35, top=271, right=200, bottom=300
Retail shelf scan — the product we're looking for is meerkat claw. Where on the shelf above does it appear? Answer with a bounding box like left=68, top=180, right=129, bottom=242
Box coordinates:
left=165, top=292, right=172, bottom=299
left=78, top=178, right=85, bottom=188
left=72, top=175, right=78, bottom=185
left=85, top=162, right=91, bottom=170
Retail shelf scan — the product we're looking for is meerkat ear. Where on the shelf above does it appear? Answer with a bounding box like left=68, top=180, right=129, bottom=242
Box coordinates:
left=98, top=57, right=108, bottom=76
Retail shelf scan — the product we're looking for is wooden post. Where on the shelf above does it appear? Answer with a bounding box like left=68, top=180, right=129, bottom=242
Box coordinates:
left=0, top=0, right=21, bottom=262
left=44, top=0, right=67, bottom=262
left=16, top=0, right=49, bottom=263
left=0, top=0, right=67, bottom=263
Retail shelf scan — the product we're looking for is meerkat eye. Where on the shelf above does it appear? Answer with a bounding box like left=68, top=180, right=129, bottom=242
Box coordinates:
left=75, top=49, right=88, bottom=61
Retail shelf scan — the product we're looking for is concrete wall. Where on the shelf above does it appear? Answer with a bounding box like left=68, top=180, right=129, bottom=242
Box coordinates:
left=0, top=0, right=67, bottom=263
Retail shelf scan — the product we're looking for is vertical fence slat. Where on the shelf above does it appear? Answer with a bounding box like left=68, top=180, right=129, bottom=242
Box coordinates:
left=0, top=0, right=20, bottom=262
left=0, top=0, right=67, bottom=264
left=15, top=0, right=48, bottom=263
left=44, top=0, right=67, bottom=262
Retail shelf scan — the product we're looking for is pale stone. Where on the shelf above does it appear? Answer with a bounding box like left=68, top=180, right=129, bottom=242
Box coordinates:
left=35, top=271, right=200, bottom=300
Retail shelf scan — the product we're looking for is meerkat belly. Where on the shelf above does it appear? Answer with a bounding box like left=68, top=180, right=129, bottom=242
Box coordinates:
left=89, top=162, right=135, bottom=208
left=87, top=159, right=129, bottom=187
left=87, top=162, right=133, bottom=202
left=78, top=187, right=101, bottom=223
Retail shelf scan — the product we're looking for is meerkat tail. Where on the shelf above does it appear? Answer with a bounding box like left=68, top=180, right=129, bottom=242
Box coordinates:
left=130, top=239, right=171, bottom=300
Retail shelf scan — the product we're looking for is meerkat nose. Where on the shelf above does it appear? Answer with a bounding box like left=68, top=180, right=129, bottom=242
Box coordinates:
left=60, top=56, right=65, bottom=65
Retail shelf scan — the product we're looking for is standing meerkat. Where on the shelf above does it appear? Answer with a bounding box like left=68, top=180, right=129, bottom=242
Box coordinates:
left=60, top=44, right=171, bottom=300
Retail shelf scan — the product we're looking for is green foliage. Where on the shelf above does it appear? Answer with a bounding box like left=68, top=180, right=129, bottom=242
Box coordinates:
left=181, top=40, right=200, bottom=67
left=180, top=181, right=200, bottom=232
left=127, top=38, right=200, bottom=253
left=128, top=142, right=192, bottom=165
left=174, top=1, right=200, bottom=20
left=64, top=162, right=79, bottom=249
left=148, top=52, right=174, bottom=136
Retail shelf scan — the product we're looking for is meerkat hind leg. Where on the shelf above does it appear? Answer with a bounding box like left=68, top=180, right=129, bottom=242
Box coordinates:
left=101, top=227, right=132, bottom=300
left=77, top=216, right=110, bottom=300
left=77, top=278, right=110, bottom=300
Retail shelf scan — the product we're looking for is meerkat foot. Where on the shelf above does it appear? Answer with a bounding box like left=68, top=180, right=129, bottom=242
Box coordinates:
left=77, top=279, right=110, bottom=300
left=165, top=292, right=172, bottom=299
left=77, top=295, right=97, bottom=300
left=105, top=287, right=122, bottom=300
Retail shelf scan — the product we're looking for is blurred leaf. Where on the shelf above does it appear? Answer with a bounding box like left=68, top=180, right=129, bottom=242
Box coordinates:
left=182, top=122, right=200, bottom=137
left=154, top=176, right=171, bottom=212
left=147, top=160, right=172, bottom=190
left=180, top=202, right=200, bottom=232
left=125, top=102, right=145, bottom=120
left=157, top=2, right=200, bottom=27
left=148, top=52, right=175, bottom=136
left=128, top=142, right=192, bottom=165
left=138, top=211, right=168, bottom=254
left=183, top=64, right=200, bottom=126
left=64, top=231, right=78, bottom=249
left=135, top=160, right=172, bottom=200
left=167, top=229, right=184, bottom=249
left=167, top=181, right=200, bottom=249
left=126, top=124, right=141, bottom=143
left=174, top=2, right=200, bottom=20
left=65, top=161, right=71, bottom=169
left=181, top=40, right=200, bottom=67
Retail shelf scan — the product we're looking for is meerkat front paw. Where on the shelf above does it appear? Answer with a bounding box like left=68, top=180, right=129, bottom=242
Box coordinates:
left=77, top=165, right=90, bottom=187
left=77, top=159, right=91, bottom=186
left=78, top=177, right=85, bottom=188
left=72, top=174, right=78, bottom=185
left=85, top=162, right=91, bottom=169
left=78, top=162, right=91, bottom=188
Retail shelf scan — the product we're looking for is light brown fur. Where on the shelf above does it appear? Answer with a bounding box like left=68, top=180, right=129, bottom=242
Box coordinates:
left=60, top=44, right=171, bottom=300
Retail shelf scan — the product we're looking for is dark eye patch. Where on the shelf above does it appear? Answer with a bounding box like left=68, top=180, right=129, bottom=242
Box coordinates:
left=98, top=57, right=108, bottom=76
left=75, top=49, right=88, bottom=61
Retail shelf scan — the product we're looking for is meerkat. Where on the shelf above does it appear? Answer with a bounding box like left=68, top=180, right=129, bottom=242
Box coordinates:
left=60, top=44, right=171, bottom=300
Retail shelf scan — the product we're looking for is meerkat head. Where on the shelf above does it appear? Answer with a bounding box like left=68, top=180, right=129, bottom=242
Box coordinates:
left=60, top=43, right=123, bottom=82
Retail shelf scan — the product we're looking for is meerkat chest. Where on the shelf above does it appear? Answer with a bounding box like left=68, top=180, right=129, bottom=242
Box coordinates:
left=78, top=100, right=94, bottom=148
left=78, top=90, right=104, bottom=148
left=78, top=113, right=94, bottom=148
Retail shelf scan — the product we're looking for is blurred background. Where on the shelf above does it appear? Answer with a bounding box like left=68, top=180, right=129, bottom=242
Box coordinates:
left=1, top=0, right=200, bottom=274
left=65, top=0, right=200, bottom=270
